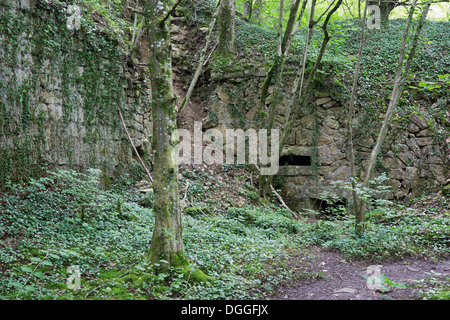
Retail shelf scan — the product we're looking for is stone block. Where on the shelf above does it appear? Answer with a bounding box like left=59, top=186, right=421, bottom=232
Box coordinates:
left=416, top=137, right=434, bottom=147
left=416, top=129, right=430, bottom=137
left=299, top=115, right=316, bottom=129
left=406, top=138, right=421, bottom=157
left=409, top=114, right=428, bottom=130
left=317, top=133, right=333, bottom=146
left=243, top=68, right=267, bottom=78
left=277, top=165, right=313, bottom=176
left=407, top=122, right=420, bottom=133
left=389, top=168, right=405, bottom=181
left=324, top=117, right=340, bottom=130
left=315, top=97, right=332, bottom=106
left=430, top=164, right=445, bottom=182
left=280, top=146, right=314, bottom=157
left=322, top=100, right=337, bottom=109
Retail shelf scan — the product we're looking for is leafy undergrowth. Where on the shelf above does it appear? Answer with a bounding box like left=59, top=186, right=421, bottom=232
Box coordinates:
left=0, top=168, right=305, bottom=300
left=303, top=194, right=449, bottom=261
left=0, top=167, right=448, bottom=300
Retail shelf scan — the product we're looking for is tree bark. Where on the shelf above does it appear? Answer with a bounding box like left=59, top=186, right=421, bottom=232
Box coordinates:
left=143, top=0, right=186, bottom=269
left=358, top=0, right=432, bottom=216
left=370, top=0, right=395, bottom=25
left=177, top=1, right=222, bottom=117
left=280, top=0, right=342, bottom=150
left=243, top=0, right=252, bottom=19
left=217, top=0, right=236, bottom=57
left=257, top=0, right=305, bottom=197
left=347, top=0, right=369, bottom=235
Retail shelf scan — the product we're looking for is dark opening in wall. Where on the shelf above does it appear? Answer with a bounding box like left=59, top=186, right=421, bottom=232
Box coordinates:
left=134, top=145, right=145, bottom=159
left=279, top=155, right=312, bottom=166
left=310, top=197, right=347, bottom=218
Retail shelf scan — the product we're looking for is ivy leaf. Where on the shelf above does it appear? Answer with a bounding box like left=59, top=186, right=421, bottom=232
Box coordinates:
left=135, top=265, right=146, bottom=271
left=24, top=285, right=35, bottom=292
left=9, top=281, right=22, bottom=288
left=21, top=266, right=33, bottom=273
left=34, top=271, right=45, bottom=279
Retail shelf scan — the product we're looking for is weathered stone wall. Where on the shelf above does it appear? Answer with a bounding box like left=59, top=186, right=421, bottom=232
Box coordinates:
left=0, top=0, right=152, bottom=185
left=201, top=70, right=449, bottom=211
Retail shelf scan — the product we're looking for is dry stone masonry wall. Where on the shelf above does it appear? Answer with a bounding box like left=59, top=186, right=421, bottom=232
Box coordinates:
left=1, top=1, right=448, bottom=209
left=0, top=0, right=152, bottom=185
left=201, top=70, right=449, bottom=211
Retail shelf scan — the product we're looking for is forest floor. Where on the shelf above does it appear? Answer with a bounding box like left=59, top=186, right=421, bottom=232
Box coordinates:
left=270, top=246, right=450, bottom=300
left=170, top=39, right=450, bottom=301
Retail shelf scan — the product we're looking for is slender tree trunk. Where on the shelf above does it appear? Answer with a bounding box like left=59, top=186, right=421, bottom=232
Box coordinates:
left=369, top=0, right=395, bottom=27
left=358, top=0, right=361, bottom=19
left=358, top=0, right=432, bottom=216
left=217, top=0, right=236, bottom=57
left=177, top=1, right=222, bottom=117
left=258, top=0, right=285, bottom=197
left=258, top=0, right=305, bottom=196
left=280, top=0, right=342, bottom=150
left=258, top=0, right=343, bottom=196
left=347, top=0, right=369, bottom=235
left=252, top=0, right=264, bottom=23
left=243, top=0, right=252, bottom=19
left=143, top=0, right=186, bottom=269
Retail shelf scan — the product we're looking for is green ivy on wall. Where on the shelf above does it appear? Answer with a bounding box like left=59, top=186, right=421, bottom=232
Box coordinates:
left=0, top=0, right=132, bottom=188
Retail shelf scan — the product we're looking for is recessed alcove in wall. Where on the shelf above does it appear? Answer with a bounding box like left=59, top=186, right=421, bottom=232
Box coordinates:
left=277, top=147, right=314, bottom=176
left=133, top=145, right=145, bottom=160
left=279, top=155, right=312, bottom=166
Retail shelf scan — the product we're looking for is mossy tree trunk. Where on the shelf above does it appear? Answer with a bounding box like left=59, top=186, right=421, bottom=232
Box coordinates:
left=347, top=0, right=369, bottom=235
left=243, top=0, right=252, bottom=19
left=258, top=0, right=305, bottom=197
left=217, top=0, right=236, bottom=57
left=370, top=0, right=396, bottom=26
left=259, top=0, right=342, bottom=195
left=358, top=0, right=431, bottom=216
left=143, top=0, right=186, bottom=269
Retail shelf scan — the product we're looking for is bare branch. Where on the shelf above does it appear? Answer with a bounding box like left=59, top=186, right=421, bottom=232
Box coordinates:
left=117, top=106, right=153, bottom=183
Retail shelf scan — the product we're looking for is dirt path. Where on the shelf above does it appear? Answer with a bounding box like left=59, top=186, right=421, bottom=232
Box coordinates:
left=271, top=247, right=450, bottom=300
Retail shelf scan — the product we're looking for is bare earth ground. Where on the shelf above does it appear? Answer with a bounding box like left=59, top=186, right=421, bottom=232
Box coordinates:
left=270, top=246, right=450, bottom=300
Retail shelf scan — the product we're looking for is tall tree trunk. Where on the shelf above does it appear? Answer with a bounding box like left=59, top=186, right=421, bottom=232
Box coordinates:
left=143, top=0, right=186, bottom=269
left=347, top=0, right=369, bottom=235
left=243, top=0, right=252, bottom=19
left=257, top=0, right=305, bottom=197
left=369, top=0, right=396, bottom=26
left=177, top=1, right=222, bottom=117
left=252, top=0, right=265, bottom=23
left=358, top=0, right=361, bottom=19
left=280, top=0, right=343, bottom=150
left=358, top=0, right=432, bottom=216
left=217, top=0, right=236, bottom=57
left=258, top=0, right=343, bottom=196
